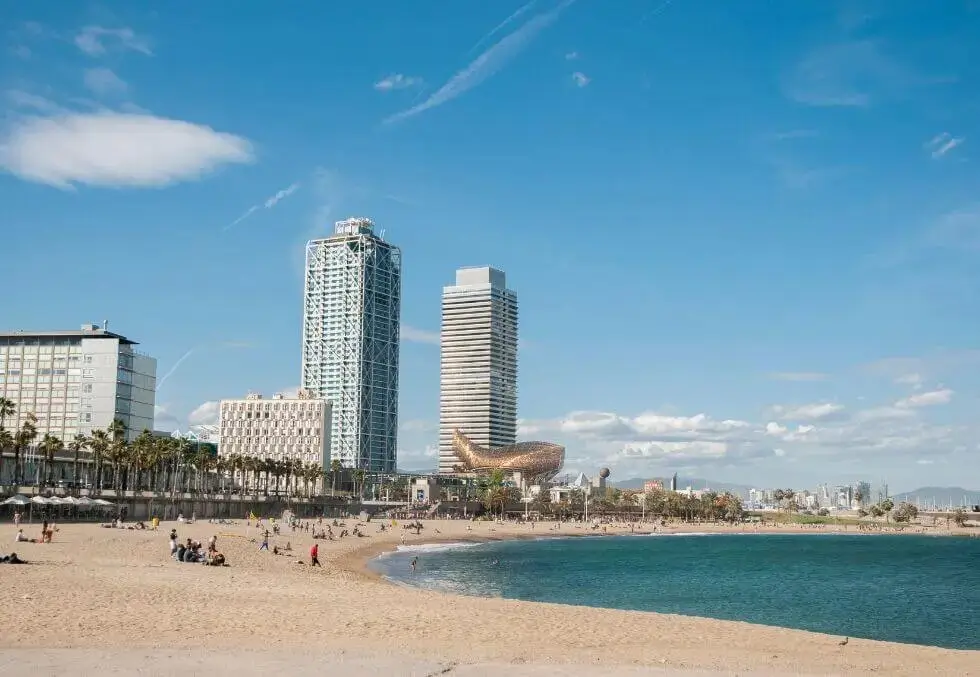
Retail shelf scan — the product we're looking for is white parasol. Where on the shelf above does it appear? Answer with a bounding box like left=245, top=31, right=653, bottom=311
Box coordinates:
left=30, top=495, right=50, bottom=505
left=1, top=495, right=31, bottom=506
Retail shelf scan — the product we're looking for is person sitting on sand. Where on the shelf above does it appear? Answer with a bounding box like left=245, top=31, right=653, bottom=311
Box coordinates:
left=175, top=542, right=186, bottom=562
left=1, top=552, right=25, bottom=564
left=15, top=529, right=34, bottom=543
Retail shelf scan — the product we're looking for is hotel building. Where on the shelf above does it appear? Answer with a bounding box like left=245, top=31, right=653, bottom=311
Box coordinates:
left=0, top=323, right=156, bottom=442
left=438, top=267, right=518, bottom=475
left=217, top=391, right=332, bottom=475
left=301, top=217, right=401, bottom=472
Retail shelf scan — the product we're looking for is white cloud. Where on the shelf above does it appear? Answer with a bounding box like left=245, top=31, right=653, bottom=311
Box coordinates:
left=188, top=401, right=220, bottom=426
left=401, top=325, right=440, bottom=345
left=565, top=51, right=579, bottom=60
left=466, top=0, right=539, bottom=57
left=5, top=90, right=61, bottom=113
left=374, top=74, right=424, bottom=91
left=770, top=402, right=845, bottom=420
left=83, top=67, right=128, bottom=95
left=768, top=371, right=829, bottom=382
left=0, top=111, right=253, bottom=189
left=384, top=0, right=574, bottom=124
left=75, top=26, right=152, bottom=57
left=571, top=72, right=590, bottom=88
left=894, top=373, right=923, bottom=388
left=925, top=132, right=965, bottom=159
left=154, top=405, right=180, bottom=432
left=895, top=388, right=953, bottom=408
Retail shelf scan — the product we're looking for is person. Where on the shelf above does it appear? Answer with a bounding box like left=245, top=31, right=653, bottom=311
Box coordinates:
left=411, top=556, right=417, bottom=573
left=169, top=532, right=178, bottom=554
left=259, top=532, right=269, bottom=551
left=208, top=534, right=217, bottom=553
left=310, top=542, right=321, bottom=567
left=13, top=511, right=21, bottom=528
left=15, top=529, right=29, bottom=543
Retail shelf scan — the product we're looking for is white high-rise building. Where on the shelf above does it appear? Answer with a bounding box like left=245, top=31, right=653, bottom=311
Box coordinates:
left=301, top=217, right=401, bottom=472
left=0, top=323, right=156, bottom=443
left=217, top=391, right=331, bottom=491
left=438, top=267, right=518, bottom=474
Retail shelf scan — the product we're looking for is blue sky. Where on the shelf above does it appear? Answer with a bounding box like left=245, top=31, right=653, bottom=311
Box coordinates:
left=2, top=1, right=979, bottom=491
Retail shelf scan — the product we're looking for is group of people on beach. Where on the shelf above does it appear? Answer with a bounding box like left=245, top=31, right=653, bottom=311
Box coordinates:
left=169, top=528, right=226, bottom=566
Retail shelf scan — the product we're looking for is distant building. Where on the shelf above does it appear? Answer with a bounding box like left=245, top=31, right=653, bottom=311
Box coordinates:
left=670, top=473, right=678, bottom=492
left=217, top=391, right=332, bottom=490
left=438, top=267, right=518, bottom=475
left=0, top=323, right=156, bottom=442
left=644, top=479, right=664, bottom=493
left=301, top=217, right=401, bottom=472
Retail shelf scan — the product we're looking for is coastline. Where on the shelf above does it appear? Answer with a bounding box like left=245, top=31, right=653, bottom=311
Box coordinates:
left=1, top=519, right=976, bottom=676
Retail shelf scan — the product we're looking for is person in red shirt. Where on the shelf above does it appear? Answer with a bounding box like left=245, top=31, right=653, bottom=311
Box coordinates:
left=310, top=542, right=321, bottom=567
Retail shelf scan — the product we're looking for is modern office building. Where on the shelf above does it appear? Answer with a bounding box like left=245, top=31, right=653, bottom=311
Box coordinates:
left=438, top=267, right=518, bottom=475
left=217, top=392, right=332, bottom=488
left=301, top=217, right=401, bottom=472
left=0, top=323, right=156, bottom=442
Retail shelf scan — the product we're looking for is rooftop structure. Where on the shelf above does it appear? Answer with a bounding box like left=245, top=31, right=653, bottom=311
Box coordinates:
left=301, top=217, right=401, bottom=472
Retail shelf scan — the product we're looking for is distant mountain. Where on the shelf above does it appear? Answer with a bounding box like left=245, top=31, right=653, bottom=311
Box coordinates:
left=612, top=477, right=754, bottom=499
left=892, top=487, right=980, bottom=508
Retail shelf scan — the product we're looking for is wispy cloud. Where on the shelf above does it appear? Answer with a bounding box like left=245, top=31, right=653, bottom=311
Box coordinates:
left=401, top=325, right=440, bottom=345
left=75, top=26, right=152, bottom=57
left=225, top=182, right=300, bottom=230
left=83, top=67, right=128, bottom=96
left=156, top=348, right=197, bottom=389
left=564, top=51, right=579, bottom=60
left=924, top=132, right=965, bottom=159
left=466, top=0, right=538, bottom=57
left=383, top=0, right=574, bottom=124
left=640, top=0, right=675, bottom=23
left=768, top=372, right=830, bottom=382
left=157, top=342, right=251, bottom=390
left=895, top=388, right=953, bottom=408
left=374, top=74, right=423, bottom=91
left=571, top=71, right=590, bottom=88
left=771, top=129, right=818, bottom=141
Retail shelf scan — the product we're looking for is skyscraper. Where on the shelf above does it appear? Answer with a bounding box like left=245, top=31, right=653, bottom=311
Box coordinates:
left=301, top=217, right=401, bottom=472
left=438, top=267, right=518, bottom=474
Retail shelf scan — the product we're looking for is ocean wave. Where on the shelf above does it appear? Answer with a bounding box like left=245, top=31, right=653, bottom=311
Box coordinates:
left=393, top=541, right=484, bottom=554
left=648, top=531, right=714, bottom=537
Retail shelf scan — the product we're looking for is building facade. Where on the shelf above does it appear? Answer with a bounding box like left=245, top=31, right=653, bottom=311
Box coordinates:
left=301, top=217, right=401, bottom=472
left=0, top=323, right=156, bottom=442
left=438, top=267, right=518, bottom=474
left=217, top=391, right=331, bottom=473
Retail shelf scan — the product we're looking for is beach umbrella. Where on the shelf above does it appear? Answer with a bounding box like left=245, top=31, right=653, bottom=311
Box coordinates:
left=93, top=499, right=114, bottom=506
left=30, top=496, right=50, bottom=505
left=75, top=496, right=95, bottom=506
left=60, top=496, right=78, bottom=506
left=47, top=496, right=64, bottom=505
left=1, top=495, right=31, bottom=506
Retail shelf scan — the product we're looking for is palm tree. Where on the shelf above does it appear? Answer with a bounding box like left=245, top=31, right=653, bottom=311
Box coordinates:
left=68, top=434, right=89, bottom=492
left=330, top=458, right=342, bottom=495
left=0, top=397, right=14, bottom=483
left=88, top=429, right=110, bottom=491
left=38, top=433, right=62, bottom=486
left=13, top=412, right=38, bottom=485
left=0, top=427, right=13, bottom=486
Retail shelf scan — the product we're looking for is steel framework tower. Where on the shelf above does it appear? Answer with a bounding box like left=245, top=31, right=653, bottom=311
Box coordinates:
left=301, top=217, right=401, bottom=472
left=438, top=267, right=518, bottom=474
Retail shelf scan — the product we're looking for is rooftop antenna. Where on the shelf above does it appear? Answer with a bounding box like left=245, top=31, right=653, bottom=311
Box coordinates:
left=103, top=320, right=109, bottom=331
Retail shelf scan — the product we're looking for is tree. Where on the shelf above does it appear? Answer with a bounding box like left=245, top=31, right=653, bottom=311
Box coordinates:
left=68, top=434, right=89, bottom=492
left=13, top=412, right=38, bottom=485
left=330, top=458, right=342, bottom=494
left=892, top=502, right=919, bottom=523
left=38, top=433, right=62, bottom=486
left=0, top=397, right=14, bottom=484
left=88, top=429, right=110, bottom=491
left=880, top=498, right=895, bottom=523
left=951, top=508, right=967, bottom=527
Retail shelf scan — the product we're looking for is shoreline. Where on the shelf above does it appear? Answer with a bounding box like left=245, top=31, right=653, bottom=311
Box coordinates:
left=2, top=519, right=976, bottom=676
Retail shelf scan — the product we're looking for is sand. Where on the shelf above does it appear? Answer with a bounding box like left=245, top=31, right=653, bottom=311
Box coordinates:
left=0, top=517, right=976, bottom=676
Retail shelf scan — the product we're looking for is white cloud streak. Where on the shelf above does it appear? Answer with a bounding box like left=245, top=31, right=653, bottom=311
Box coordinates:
left=0, top=111, right=253, bottom=189
left=224, top=182, right=301, bottom=230
left=374, top=74, right=423, bottom=91
left=768, top=371, right=829, bottom=382
left=925, top=132, right=965, bottom=159
left=895, top=388, right=953, bottom=409
left=75, top=26, right=152, bottom=57
left=157, top=349, right=196, bottom=390
left=571, top=71, right=590, bottom=87
left=401, top=325, right=440, bottom=345
left=383, top=0, right=574, bottom=124
left=466, top=0, right=538, bottom=57
left=83, top=67, right=128, bottom=95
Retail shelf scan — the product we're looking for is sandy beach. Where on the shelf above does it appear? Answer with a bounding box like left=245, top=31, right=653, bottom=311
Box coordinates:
left=1, top=517, right=976, bottom=676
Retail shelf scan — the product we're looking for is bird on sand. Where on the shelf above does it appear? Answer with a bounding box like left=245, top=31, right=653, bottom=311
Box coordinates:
left=838, top=637, right=849, bottom=646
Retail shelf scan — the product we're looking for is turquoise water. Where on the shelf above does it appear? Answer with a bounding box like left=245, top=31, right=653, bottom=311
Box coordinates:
left=372, top=533, right=980, bottom=649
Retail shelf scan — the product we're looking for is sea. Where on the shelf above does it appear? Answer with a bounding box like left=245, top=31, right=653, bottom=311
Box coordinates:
left=370, top=532, right=980, bottom=649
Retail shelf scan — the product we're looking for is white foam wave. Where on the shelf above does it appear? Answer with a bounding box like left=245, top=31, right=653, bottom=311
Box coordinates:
left=394, top=541, right=483, bottom=554
left=648, top=531, right=714, bottom=537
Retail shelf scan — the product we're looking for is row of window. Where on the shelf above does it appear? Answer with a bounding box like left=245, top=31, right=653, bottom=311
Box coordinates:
left=222, top=435, right=321, bottom=445
left=221, top=421, right=320, bottom=433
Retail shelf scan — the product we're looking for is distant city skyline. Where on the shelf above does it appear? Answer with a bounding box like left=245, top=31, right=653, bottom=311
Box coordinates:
left=1, top=2, right=978, bottom=489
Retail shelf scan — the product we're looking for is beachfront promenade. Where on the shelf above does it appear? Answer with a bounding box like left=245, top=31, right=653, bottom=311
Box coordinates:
left=1, top=519, right=976, bottom=676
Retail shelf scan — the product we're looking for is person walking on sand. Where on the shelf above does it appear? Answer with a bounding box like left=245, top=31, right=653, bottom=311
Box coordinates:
left=259, top=531, right=269, bottom=551
left=13, top=511, right=21, bottom=528
left=310, top=542, right=321, bottom=567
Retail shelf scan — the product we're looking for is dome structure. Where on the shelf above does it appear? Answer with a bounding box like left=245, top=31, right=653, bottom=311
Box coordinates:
left=599, top=467, right=611, bottom=479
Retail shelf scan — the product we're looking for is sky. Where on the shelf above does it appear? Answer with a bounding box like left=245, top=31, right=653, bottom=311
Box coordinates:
left=1, top=0, right=979, bottom=492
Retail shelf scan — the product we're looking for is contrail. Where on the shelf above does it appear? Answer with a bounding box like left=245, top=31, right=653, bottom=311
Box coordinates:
left=223, top=182, right=301, bottom=231
left=384, top=0, right=574, bottom=125
left=465, top=0, right=538, bottom=57
left=156, top=348, right=196, bottom=389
